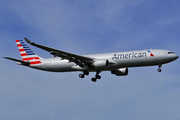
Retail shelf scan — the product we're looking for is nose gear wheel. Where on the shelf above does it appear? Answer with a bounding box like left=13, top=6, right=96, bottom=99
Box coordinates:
left=157, top=64, right=162, bottom=72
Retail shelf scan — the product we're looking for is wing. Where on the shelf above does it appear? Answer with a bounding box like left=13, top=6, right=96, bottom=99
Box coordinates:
left=24, top=38, right=94, bottom=68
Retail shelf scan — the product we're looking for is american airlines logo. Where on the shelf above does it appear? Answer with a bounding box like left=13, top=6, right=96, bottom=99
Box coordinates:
left=148, top=50, right=154, bottom=57
left=112, top=52, right=147, bottom=59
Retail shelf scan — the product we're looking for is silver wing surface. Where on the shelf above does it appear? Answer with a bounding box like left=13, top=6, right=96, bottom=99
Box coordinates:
left=24, top=38, right=94, bottom=68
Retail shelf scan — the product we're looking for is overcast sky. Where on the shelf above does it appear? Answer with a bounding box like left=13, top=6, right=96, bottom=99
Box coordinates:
left=1, top=0, right=180, bottom=120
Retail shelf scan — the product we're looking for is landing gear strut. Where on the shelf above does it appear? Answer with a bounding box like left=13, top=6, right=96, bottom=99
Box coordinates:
left=91, top=72, right=101, bottom=82
left=79, top=71, right=89, bottom=78
left=158, top=64, right=162, bottom=72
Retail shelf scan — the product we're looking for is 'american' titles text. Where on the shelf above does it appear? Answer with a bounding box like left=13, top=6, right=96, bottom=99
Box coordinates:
left=112, top=52, right=146, bottom=59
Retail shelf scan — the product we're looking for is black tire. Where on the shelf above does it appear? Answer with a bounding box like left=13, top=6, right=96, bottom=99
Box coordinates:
left=158, top=69, right=162, bottom=72
left=96, top=75, right=101, bottom=79
left=79, top=74, right=85, bottom=78
left=91, top=78, right=97, bottom=82
left=84, top=71, right=89, bottom=76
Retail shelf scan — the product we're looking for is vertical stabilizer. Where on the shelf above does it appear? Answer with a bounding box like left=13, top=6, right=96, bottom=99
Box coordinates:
left=16, top=40, right=43, bottom=65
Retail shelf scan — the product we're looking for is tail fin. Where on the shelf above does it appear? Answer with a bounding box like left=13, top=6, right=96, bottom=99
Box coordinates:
left=16, top=39, right=43, bottom=65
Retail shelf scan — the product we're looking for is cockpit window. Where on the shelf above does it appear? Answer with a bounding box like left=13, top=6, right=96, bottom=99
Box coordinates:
left=168, top=52, right=174, bottom=54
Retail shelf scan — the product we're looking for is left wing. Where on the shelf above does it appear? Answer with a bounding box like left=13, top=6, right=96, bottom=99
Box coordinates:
left=24, top=38, right=94, bottom=68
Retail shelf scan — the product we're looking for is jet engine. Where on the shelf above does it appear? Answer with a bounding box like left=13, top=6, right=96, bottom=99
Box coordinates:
left=92, top=59, right=109, bottom=69
left=111, top=68, right=128, bottom=76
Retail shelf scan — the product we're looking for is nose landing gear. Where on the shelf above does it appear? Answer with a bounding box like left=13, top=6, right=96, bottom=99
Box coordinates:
left=157, top=64, right=162, bottom=72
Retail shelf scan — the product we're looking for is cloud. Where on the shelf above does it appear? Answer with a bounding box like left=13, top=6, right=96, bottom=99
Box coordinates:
left=0, top=0, right=180, bottom=120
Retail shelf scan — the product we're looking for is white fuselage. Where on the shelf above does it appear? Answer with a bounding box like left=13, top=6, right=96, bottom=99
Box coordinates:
left=29, top=49, right=179, bottom=72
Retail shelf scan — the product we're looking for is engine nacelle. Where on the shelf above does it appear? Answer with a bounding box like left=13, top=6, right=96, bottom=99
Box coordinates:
left=111, top=68, right=128, bottom=76
left=92, top=59, right=109, bottom=69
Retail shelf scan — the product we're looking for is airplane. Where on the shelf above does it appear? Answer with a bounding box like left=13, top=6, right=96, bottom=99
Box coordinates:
left=4, top=38, right=179, bottom=82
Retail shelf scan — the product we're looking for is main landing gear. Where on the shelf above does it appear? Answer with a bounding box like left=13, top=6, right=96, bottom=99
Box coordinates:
left=157, top=64, right=162, bottom=72
left=79, top=71, right=89, bottom=78
left=91, top=72, right=101, bottom=82
left=79, top=71, right=101, bottom=82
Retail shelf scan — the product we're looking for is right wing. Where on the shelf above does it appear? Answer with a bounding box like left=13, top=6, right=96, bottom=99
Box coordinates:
left=24, top=38, right=94, bottom=68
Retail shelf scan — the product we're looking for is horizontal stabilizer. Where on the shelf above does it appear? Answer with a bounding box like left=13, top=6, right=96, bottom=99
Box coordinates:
left=3, top=57, right=30, bottom=65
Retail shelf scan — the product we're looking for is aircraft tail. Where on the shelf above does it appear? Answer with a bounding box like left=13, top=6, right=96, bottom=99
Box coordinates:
left=16, top=39, right=43, bottom=65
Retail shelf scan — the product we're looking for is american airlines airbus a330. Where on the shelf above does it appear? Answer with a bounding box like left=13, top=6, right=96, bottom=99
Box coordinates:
left=4, top=38, right=179, bottom=82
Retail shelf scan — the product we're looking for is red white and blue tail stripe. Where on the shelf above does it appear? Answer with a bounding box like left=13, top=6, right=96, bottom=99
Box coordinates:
left=16, top=40, right=43, bottom=65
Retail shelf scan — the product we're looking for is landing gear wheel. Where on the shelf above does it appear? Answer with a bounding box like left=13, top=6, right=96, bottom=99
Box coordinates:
left=84, top=71, right=89, bottom=76
left=79, top=74, right=85, bottom=78
left=91, top=78, right=97, bottom=82
left=158, top=69, right=162, bottom=72
left=96, top=75, right=101, bottom=79
left=79, top=71, right=89, bottom=79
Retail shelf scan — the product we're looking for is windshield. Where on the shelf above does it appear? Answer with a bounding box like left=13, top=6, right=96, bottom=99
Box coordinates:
left=168, top=52, right=174, bottom=54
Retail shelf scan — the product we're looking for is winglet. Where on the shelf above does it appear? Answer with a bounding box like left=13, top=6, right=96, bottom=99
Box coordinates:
left=24, top=37, right=34, bottom=44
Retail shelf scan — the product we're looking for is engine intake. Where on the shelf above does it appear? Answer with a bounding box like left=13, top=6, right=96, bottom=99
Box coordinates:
left=111, top=68, right=128, bottom=76
left=92, top=59, right=109, bottom=69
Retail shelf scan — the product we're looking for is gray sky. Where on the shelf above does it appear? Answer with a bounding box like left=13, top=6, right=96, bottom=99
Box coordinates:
left=1, top=0, right=180, bottom=120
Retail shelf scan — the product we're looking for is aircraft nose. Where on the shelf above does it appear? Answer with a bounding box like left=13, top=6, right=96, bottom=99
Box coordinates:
left=176, top=55, right=179, bottom=59
left=174, top=54, right=179, bottom=60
